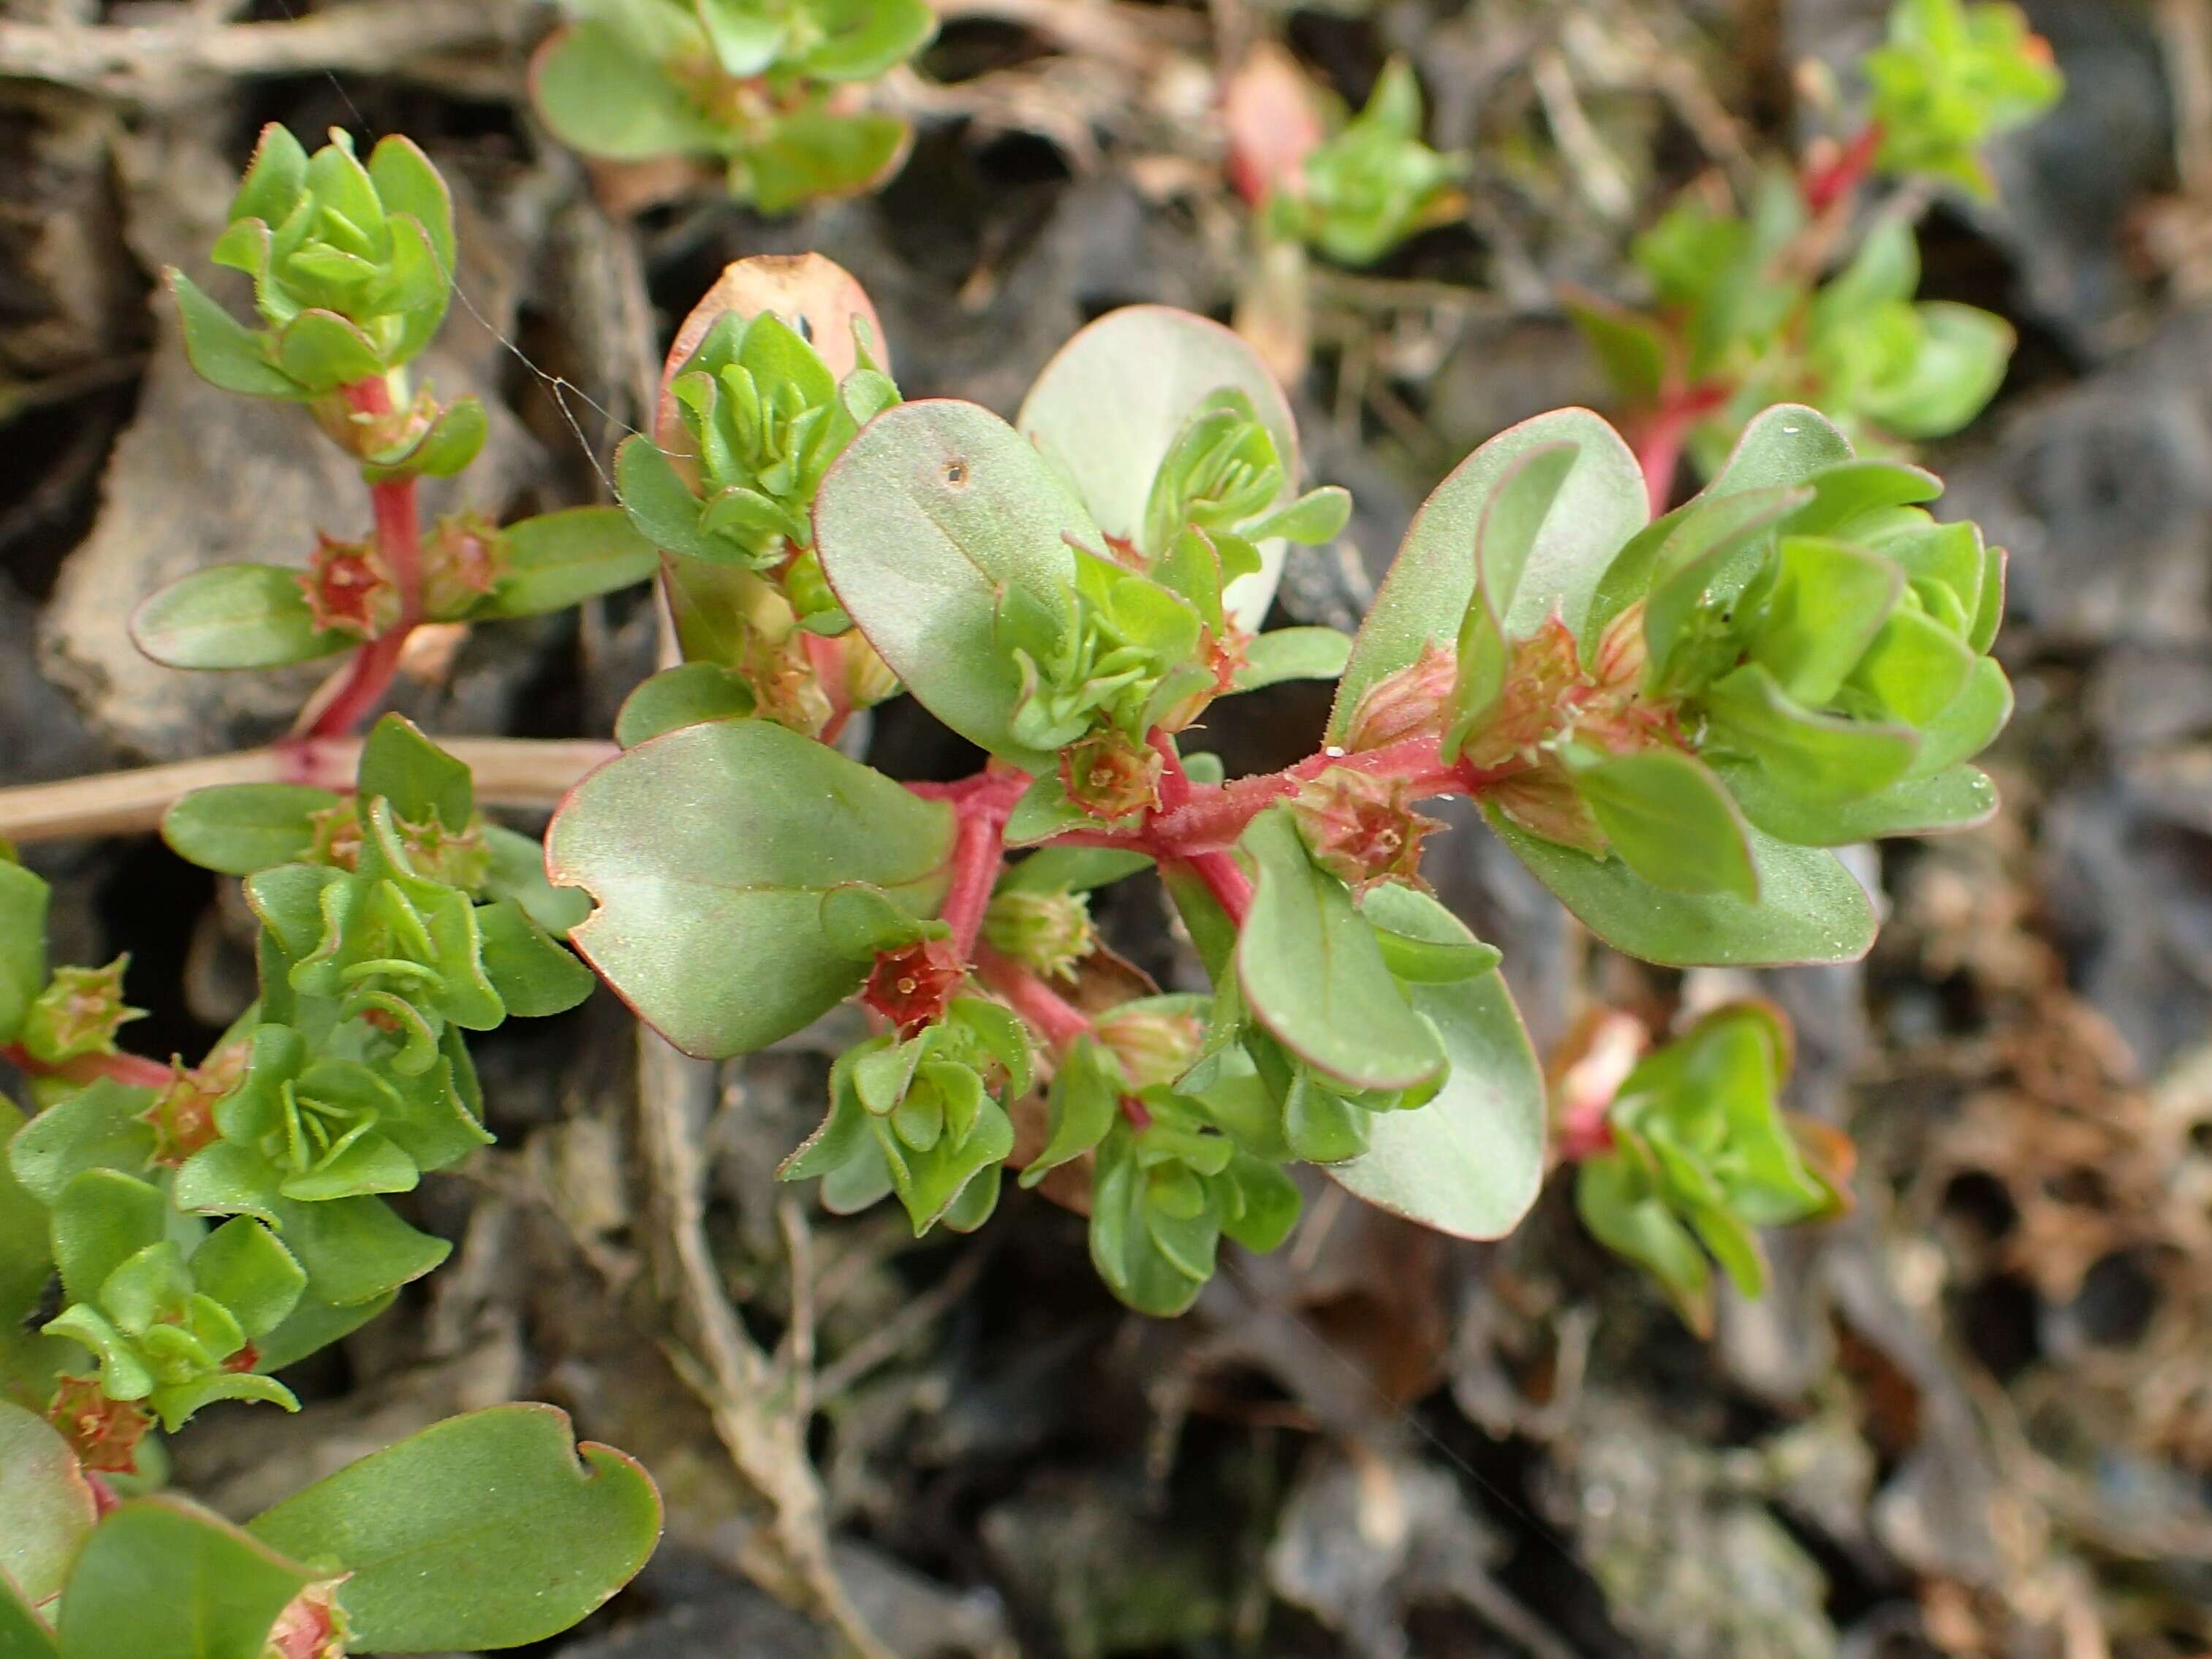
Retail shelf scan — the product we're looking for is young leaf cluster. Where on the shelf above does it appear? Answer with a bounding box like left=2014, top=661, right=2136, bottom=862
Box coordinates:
left=1570, top=0, right=2060, bottom=477
left=1257, top=59, right=1469, bottom=267
left=531, top=0, right=934, bottom=211
left=4, top=721, right=591, bottom=1465
left=141, top=125, right=658, bottom=680
left=1575, top=1004, right=1849, bottom=1335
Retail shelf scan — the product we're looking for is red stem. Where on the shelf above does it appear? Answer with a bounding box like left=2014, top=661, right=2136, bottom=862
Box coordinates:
left=1802, top=122, right=1882, bottom=217
left=2, top=1042, right=172, bottom=1091
left=1631, top=383, right=1731, bottom=517
left=304, top=376, right=423, bottom=740
left=921, top=767, right=1028, bottom=963
left=974, top=944, right=1094, bottom=1051
left=1141, top=734, right=1476, bottom=855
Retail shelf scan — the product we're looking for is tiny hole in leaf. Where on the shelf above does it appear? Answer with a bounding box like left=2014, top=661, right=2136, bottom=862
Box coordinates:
left=945, top=460, right=969, bottom=487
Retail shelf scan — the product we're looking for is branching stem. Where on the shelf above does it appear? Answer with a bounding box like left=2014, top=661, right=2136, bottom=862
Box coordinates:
left=1, top=1042, right=173, bottom=1091
left=305, top=377, right=423, bottom=740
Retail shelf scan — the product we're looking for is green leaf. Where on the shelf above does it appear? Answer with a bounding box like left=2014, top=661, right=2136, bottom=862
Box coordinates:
left=49, top=1170, right=164, bottom=1307
left=0, top=1573, right=56, bottom=1659
left=1781, top=458, right=1942, bottom=539
left=253, top=1287, right=394, bottom=1374
left=1489, top=805, right=1877, bottom=966
left=481, top=825, right=591, bottom=938
left=248, top=1403, right=659, bottom=1652
left=273, top=308, right=384, bottom=391
left=162, top=784, right=339, bottom=876
left=614, top=664, right=756, bottom=748
left=1017, top=306, right=1298, bottom=631
left=1722, top=759, right=1996, bottom=844
left=0, top=1400, right=96, bottom=1609
left=1911, top=655, right=2012, bottom=775
left=803, top=0, right=936, bottom=80
left=188, top=1218, right=306, bottom=1339
left=746, top=111, right=911, bottom=214
left=474, top=901, right=595, bottom=1017
left=694, top=0, right=786, bottom=75
left=130, top=564, right=352, bottom=671
left=0, top=862, right=49, bottom=1047
left=167, top=272, right=298, bottom=399
left=1577, top=1156, right=1713, bottom=1332
left=1230, top=627, right=1352, bottom=691
left=7, top=1081, right=156, bottom=1207
left=58, top=1499, right=314, bottom=1659
left=1703, top=664, right=1919, bottom=801
left=547, top=718, right=956, bottom=1057
left=477, top=507, right=661, bottom=619
left=358, top=713, right=472, bottom=830
left=1330, top=409, right=1646, bottom=741
left=1444, top=442, right=1580, bottom=751
left=1565, top=292, right=1667, bottom=404
left=529, top=21, right=727, bottom=162
left=1705, top=403, right=1855, bottom=496
left=265, top=1196, right=449, bottom=1307
left=367, top=135, right=455, bottom=280
left=1020, top=1038, right=1121, bottom=1185
left=1325, top=884, right=1545, bottom=1239
left=1567, top=748, right=1760, bottom=900
left=1235, top=809, right=1444, bottom=1092
left=813, top=400, right=1102, bottom=769
left=613, top=434, right=710, bottom=561
left=1360, top=888, right=1502, bottom=983
left=1745, top=536, right=1902, bottom=705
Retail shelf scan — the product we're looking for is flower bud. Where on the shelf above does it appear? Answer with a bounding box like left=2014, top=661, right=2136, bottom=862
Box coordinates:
left=144, top=1044, right=249, bottom=1167
left=299, top=533, right=400, bottom=639
left=420, top=510, right=507, bottom=620
left=1341, top=639, right=1456, bottom=751
left=1060, top=729, right=1164, bottom=822
left=863, top=938, right=966, bottom=1039
left=1287, top=767, right=1442, bottom=892
left=1457, top=614, right=1586, bottom=770
left=1094, top=1003, right=1203, bottom=1092
left=20, top=959, right=143, bottom=1065
left=48, top=1373, right=153, bottom=1476
left=263, top=1581, right=350, bottom=1659
left=982, top=888, right=1095, bottom=982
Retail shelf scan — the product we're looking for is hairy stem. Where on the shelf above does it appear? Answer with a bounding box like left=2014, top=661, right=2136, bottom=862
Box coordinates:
left=305, top=377, right=423, bottom=740
left=1, top=1042, right=174, bottom=1091
left=1139, top=733, right=1476, bottom=855
left=973, top=944, right=1093, bottom=1051
left=0, top=738, right=618, bottom=844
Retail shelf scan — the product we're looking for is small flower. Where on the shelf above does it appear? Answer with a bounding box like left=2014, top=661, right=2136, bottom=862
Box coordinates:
left=1060, top=729, right=1164, bottom=822
left=47, top=1373, right=152, bottom=1476
left=1288, top=767, right=1443, bottom=892
left=420, top=511, right=507, bottom=620
left=264, top=1579, right=351, bottom=1659
left=299, top=533, right=400, bottom=639
left=20, top=959, right=143, bottom=1065
left=143, top=1043, right=249, bottom=1167
left=863, top=938, right=966, bottom=1039
left=982, top=889, right=1095, bottom=982
left=1457, top=614, right=1586, bottom=771
left=1341, top=639, right=1457, bottom=751
left=1094, top=1004, right=1203, bottom=1092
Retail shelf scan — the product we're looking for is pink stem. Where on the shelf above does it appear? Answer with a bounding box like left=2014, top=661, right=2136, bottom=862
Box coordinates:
left=1802, top=122, right=1882, bottom=216
left=1140, top=734, right=1477, bottom=855
left=1632, top=383, right=1731, bottom=517
left=304, top=377, right=423, bottom=741
left=1, top=1042, right=172, bottom=1091
left=974, top=944, right=1093, bottom=1051
left=939, top=800, right=1014, bottom=963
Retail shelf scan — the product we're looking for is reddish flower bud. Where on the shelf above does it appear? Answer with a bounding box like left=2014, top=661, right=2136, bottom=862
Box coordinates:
left=863, top=938, right=966, bottom=1039
left=420, top=511, right=507, bottom=620
left=1485, top=764, right=1608, bottom=858
left=144, top=1043, right=249, bottom=1167
left=48, top=1374, right=152, bottom=1476
left=1288, top=767, right=1443, bottom=892
left=299, top=533, right=400, bottom=639
left=1341, top=639, right=1457, bottom=751
left=1458, top=614, right=1586, bottom=771
left=265, top=1580, right=350, bottom=1659
left=1060, top=730, right=1164, bottom=822
left=20, top=959, right=143, bottom=1066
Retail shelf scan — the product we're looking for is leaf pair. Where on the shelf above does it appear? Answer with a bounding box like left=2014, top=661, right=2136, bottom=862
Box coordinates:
left=1261, top=59, right=1469, bottom=267
left=1, top=1402, right=657, bottom=1655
